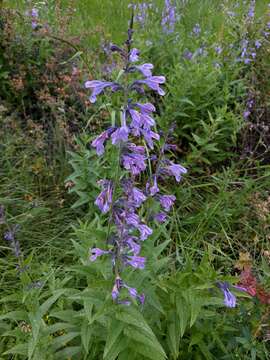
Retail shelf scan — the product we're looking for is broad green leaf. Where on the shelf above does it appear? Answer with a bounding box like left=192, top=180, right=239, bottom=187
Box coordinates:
left=54, top=346, right=82, bottom=359
left=130, top=341, right=166, bottom=360
left=176, top=296, right=189, bottom=337
left=81, top=319, right=92, bottom=353
left=3, top=343, right=28, bottom=356
left=0, top=311, right=28, bottom=321
left=124, top=326, right=166, bottom=359
left=103, top=318, right=124, bottom=359
left=39, top=289, right=66, bottom=316
left=51, top=332, right=80, bottom=351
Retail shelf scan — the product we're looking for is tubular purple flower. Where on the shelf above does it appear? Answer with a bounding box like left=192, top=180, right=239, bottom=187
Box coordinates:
left=126, top=255, right=146, bottom=269
left=126, top=237, right=141, bottom=255
left=89, top=248, right=110, bottom=261
left=126, top=212, right=140, bottom=227
left=154, top=212, right=168, bottom=223
left=141, top=113, right=156, bottom=130
left=131, top=187, right=147, bottom=207
left=95, top=180, right=113, bottom=213
left=141, top=129, right=160, bottom=149
left=159, top=194, right=176, bottom=212
left=217, top=282, right=236, bottom=308
left=138, top=224, right=153, bottom=240
left=150, top=176, right=159, bottom=196
left=111, top=126, right=129, bottom=145
left=135, top=63, right=154, bottom=77
left=166, top=162, right=187, bottom=182
left=91, top=128, right=114, bottom=156
left=129, top=48, right=140, bottom=62
left=122, top=153, right=147, bottom=175
left=85, top=80, right=118, bottom=103
left=31, top=8, right=39, bottom=18
left=136, top=102, right=156, bottom=114
left=137, top=76, right=166, bottom=96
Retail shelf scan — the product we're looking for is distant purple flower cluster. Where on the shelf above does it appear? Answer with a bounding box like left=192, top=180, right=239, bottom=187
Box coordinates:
left=85, top=26, right=187, bottom=304
left=1, top=205, right=21, bottom=259
left=192, top=23, right=201, bottom=36
left=161, top=0, right=179, bottom=34
left=30, top=7, right=39, bottom=29
left=129, top=2, right=154, bottom=28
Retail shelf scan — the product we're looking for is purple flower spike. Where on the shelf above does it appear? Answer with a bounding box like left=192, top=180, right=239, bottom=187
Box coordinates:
left=95, top=180, right=113, bottom=213
left=129, top=48, right=140, bottom=62
left=85, top=80, right=118, bottom=103
left=111, top=126, right=129, bottom=145
left=126, top=255, right=146, bottom=269
left=159, top=195, right=176, bottom=212
left=217, top=282, right=236, bottom=308
left=135, top=63, right=154, bottom=77
left=167, top=162, right=187, bottom=182
left=89, top=248, right=109, bottom=261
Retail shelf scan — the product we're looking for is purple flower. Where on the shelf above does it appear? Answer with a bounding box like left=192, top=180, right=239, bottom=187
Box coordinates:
left=4, top=225, right=21, bottom=258
left=215, top=46, right=222, bottom=55
left=85, top=80, right=119, bottom=103
left=150, top=176, right=159, bottom=196
left=122, top=153, right=147, bottom=175
left=89, top=248, right=109, bottom=261
left=91, top=128, right=114, bottom=156
left=141, top=129, right=160, bottom=149
left=31, top=21, right=38, bottom=29
left=138, top=224, right=153, bottom=240
left=136, top=102, right=156, bottom=114
left=192, top=23, right=201, bottom=36
left=31, top=8, right=39, bottom=18
left=140, top=113, right=156, bottom=130
left=137, top=76, right=166, bottom=96
left=131, top=187, right=147, bottom=207
left=162, top=0, right=177, bottom=34
left=126, top=237, right=141, bottom=255
left=243, top=110, right=251, bottom=119
left=154, top=212, right=168, bottom=223
left=135, top=63, right=154, bottom=77
left=255, top=40, right=261, bottom=49
left=183, top=49, right=193, bottom=60
left=95, top=180, right=113, bottom=213
left=159, top=195, right=176, bottom=212
left=126, top=255, right=146, bottom=269
left=217, top=282, right=236, bottom=308
left=129, top=48, right=140, bottom=62
left=166, top=162, right=187, bottom=182
left=126, top=212, right=140, bottom=227
left=111, top=126, right=129, bottom=145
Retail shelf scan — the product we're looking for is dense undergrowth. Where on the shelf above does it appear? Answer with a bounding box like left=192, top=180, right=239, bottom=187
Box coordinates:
left=0, top=1, right=270, bottom=359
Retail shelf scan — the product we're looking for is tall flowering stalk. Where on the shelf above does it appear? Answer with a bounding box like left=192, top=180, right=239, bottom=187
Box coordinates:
left=85, top=14, right=186, bottom=305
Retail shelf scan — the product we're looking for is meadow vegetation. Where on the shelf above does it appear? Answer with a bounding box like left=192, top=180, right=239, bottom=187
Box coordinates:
left=0, top=1, right=270, bottom=359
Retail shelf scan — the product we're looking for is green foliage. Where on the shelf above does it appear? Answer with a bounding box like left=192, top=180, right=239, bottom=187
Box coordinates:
left=1, top=0, right=270, bottom=359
